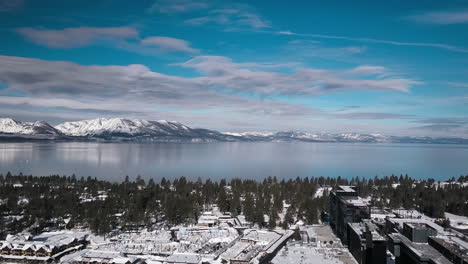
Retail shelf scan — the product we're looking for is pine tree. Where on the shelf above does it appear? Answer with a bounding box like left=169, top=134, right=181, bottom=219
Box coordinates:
left=243, top=192, right=255, bottom=222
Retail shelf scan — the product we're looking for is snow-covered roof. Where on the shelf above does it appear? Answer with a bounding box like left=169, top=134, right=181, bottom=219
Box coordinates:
left=73, top=250, right=138, bottom=264
left=271, top=243, right=358, bottom=264
left=165, top=253, right=201, bottom=263
left=0, top=231, right=87, bottom=252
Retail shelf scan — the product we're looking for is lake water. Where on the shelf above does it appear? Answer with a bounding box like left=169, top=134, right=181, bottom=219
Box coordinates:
left=0, top=142, right=467, bottom=181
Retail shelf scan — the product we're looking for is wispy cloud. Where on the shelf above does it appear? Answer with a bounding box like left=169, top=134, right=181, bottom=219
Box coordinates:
left=0, top=55, right=325, bottom=130
left=277, top=30, right=295, bottom=35
left=413, top=117, right=468, bottom=133
left=147, top=0, right=209, bottom=13
left=141, top=36, right=199, bottom=53
left=347, top=65, right=386, bottom=75
left=16, top=26, right=138, bottom=48
left=0, top=55, right=446, bottom=134
left=406, top=10, right=468, bottom=25
left=282, top=40, right=368, bottom=61
left=177, top=55, right=420, bottom=94
left=342, top=46, right=368, bottom=54
left=333, top=112, right=415, bottom=120
left=16, top=26, right=199, bottom=54
left=448, top=82, right=468, bottom=88
left=0, top=55, right=418, bottom=114
left=275, top=30, right=468, bottom=54
left=185, top=7, right=270, bottom=31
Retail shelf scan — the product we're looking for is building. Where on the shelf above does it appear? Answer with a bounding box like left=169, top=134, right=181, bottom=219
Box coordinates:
left=386, top=214, right=468, bottom=264
left=388, top=233, right=452, bottom=264
left=70, top=250, right=143, bottom=264
left=428, top=236, right=468, bottom=264
left=0, top=231, right=88, bottom=263
left=347, top=220, right=386, bottom=264
left=271, top=225, right=358, bottom=264
left=329, top=186, right=371, bottom=244
left=219, top=229, right=288, bottom=264
left=402, top=223, right=437, bottom=243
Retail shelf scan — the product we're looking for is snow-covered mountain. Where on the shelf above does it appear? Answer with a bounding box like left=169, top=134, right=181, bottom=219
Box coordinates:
left=0, top=118, right=62, bottom=139
left=1, top=117, right=467, bottom=144
left=54, top=118, right=236, bottom=142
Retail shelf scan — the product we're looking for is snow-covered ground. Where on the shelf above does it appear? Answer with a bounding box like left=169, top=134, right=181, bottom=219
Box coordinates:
left=445, top=212, right=468, bottom=230
left=314, top=186, right=332, bottom=198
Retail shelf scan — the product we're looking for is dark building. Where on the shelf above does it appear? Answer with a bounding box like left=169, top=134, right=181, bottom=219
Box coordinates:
left=347, top=220, right=387, bottom=264
left=428, top=236, right=468, bottom=264
left=329, top=186, right=371, bottom=244
left=402, top=223, right=437, bottom=243
left=386, top=216, right=468, bottom=264
left=388, top=233, right=452, bottom=264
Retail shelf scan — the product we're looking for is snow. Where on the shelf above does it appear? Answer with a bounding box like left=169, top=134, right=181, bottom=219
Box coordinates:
left=223, top=131, right=276, bottom=137
left=314, top=187, right=332, bottom=198
left=100, top=226, right=238, bottom=256
left=3, top=116, right=468, bottom=143
left=272, top=225, right=358, bottom=264
left=445, top=212, right=468, bottom=230
left=54, top=117, right=193, bottom=137
left=0, top=118, right=60, bottom=136
left=271, top=243, right=358, bottom=264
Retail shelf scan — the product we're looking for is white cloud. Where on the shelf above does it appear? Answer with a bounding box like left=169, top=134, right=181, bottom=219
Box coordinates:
left=148, top=0, right=208, bottom=13
left=407, top=10, right=468, bottom=25
left=275, top=31, right=468, bottom=54
left=16, top=26, right=199, bottom=55
left=141, top=36, right=199, bottom=53
left=448, top=82, right=468, bottom=88
left=342, top=46, right=368, bottom=54
left=16, top=26, right=138, bottom=48
left=276, top=31, right=296, bottom=35
left=348, top=65, right=386, bottom=75
left=333, top=112, right=414, bottom=120
left=0, top=55, right=423, bottom=131
left=0, top=55, right=419, bottom=99
left=185, top=7, right=270, bottom=30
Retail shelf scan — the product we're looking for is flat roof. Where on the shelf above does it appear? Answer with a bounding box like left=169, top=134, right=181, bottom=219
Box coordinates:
left=165, top=253, right=201, bottom=264
left=340, top=196, right=370, bottom=207
left=348, top=222, right=386, bottom=242
left=300, top=225, right=342, bottom=244
left=337, top=186, right=356, bottom=193
left=389, top=233, right=452, bottom=264
left=387, top=218, right=446, bottom=234
left=430, top=236, right=468, bottom=262
left=271, top=242, right=358, bottom=264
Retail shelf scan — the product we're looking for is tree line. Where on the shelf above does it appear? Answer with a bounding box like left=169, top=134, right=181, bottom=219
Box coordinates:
left=0, top=172, right=467, bottom=237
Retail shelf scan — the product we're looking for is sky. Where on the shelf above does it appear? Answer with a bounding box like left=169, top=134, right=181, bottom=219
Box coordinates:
left=0, top=0, right=467, bottom=137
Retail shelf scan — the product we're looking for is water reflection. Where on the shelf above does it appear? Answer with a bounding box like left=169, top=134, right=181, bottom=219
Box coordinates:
left=0, top=142, right=467, bottom=181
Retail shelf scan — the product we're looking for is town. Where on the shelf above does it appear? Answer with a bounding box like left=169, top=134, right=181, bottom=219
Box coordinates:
left=0, top=174, right=467, bottom=264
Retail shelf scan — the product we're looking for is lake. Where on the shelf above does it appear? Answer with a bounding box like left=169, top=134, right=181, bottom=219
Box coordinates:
left=0, top=142, right=467, bottom=181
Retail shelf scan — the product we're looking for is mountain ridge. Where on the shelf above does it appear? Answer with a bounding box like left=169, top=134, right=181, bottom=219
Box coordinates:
left=0, top=117, right=467, bottom=144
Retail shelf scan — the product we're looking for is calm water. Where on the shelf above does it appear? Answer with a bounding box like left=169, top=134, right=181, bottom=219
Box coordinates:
left=0, top=142, right=467, bottom=181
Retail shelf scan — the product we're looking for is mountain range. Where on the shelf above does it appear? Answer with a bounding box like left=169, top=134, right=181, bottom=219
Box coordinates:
left=0, top=117, right=467, bottom=144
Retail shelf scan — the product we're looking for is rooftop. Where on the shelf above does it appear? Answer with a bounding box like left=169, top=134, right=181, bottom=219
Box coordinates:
left=71, top=250, right=138, bottom=264
left=387, top=218, right=447, bottom=234
left=271, top=243, right=359, bottom=264
left=300, top=225, right=342, bottom=244
left=1, top=231, right=88, bottom=249
left=340, top=196, right=371, bottom=207
left=272, top=225, right=358, bottom=264
left=389, top=233, right=452, bottom=264
left=337, top=186, right=357, bottom=193
left=348, top=221, right=386, bottom=242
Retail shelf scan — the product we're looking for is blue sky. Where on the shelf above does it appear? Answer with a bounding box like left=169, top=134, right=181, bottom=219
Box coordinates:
left=0, top=0, right=467, bottom=136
